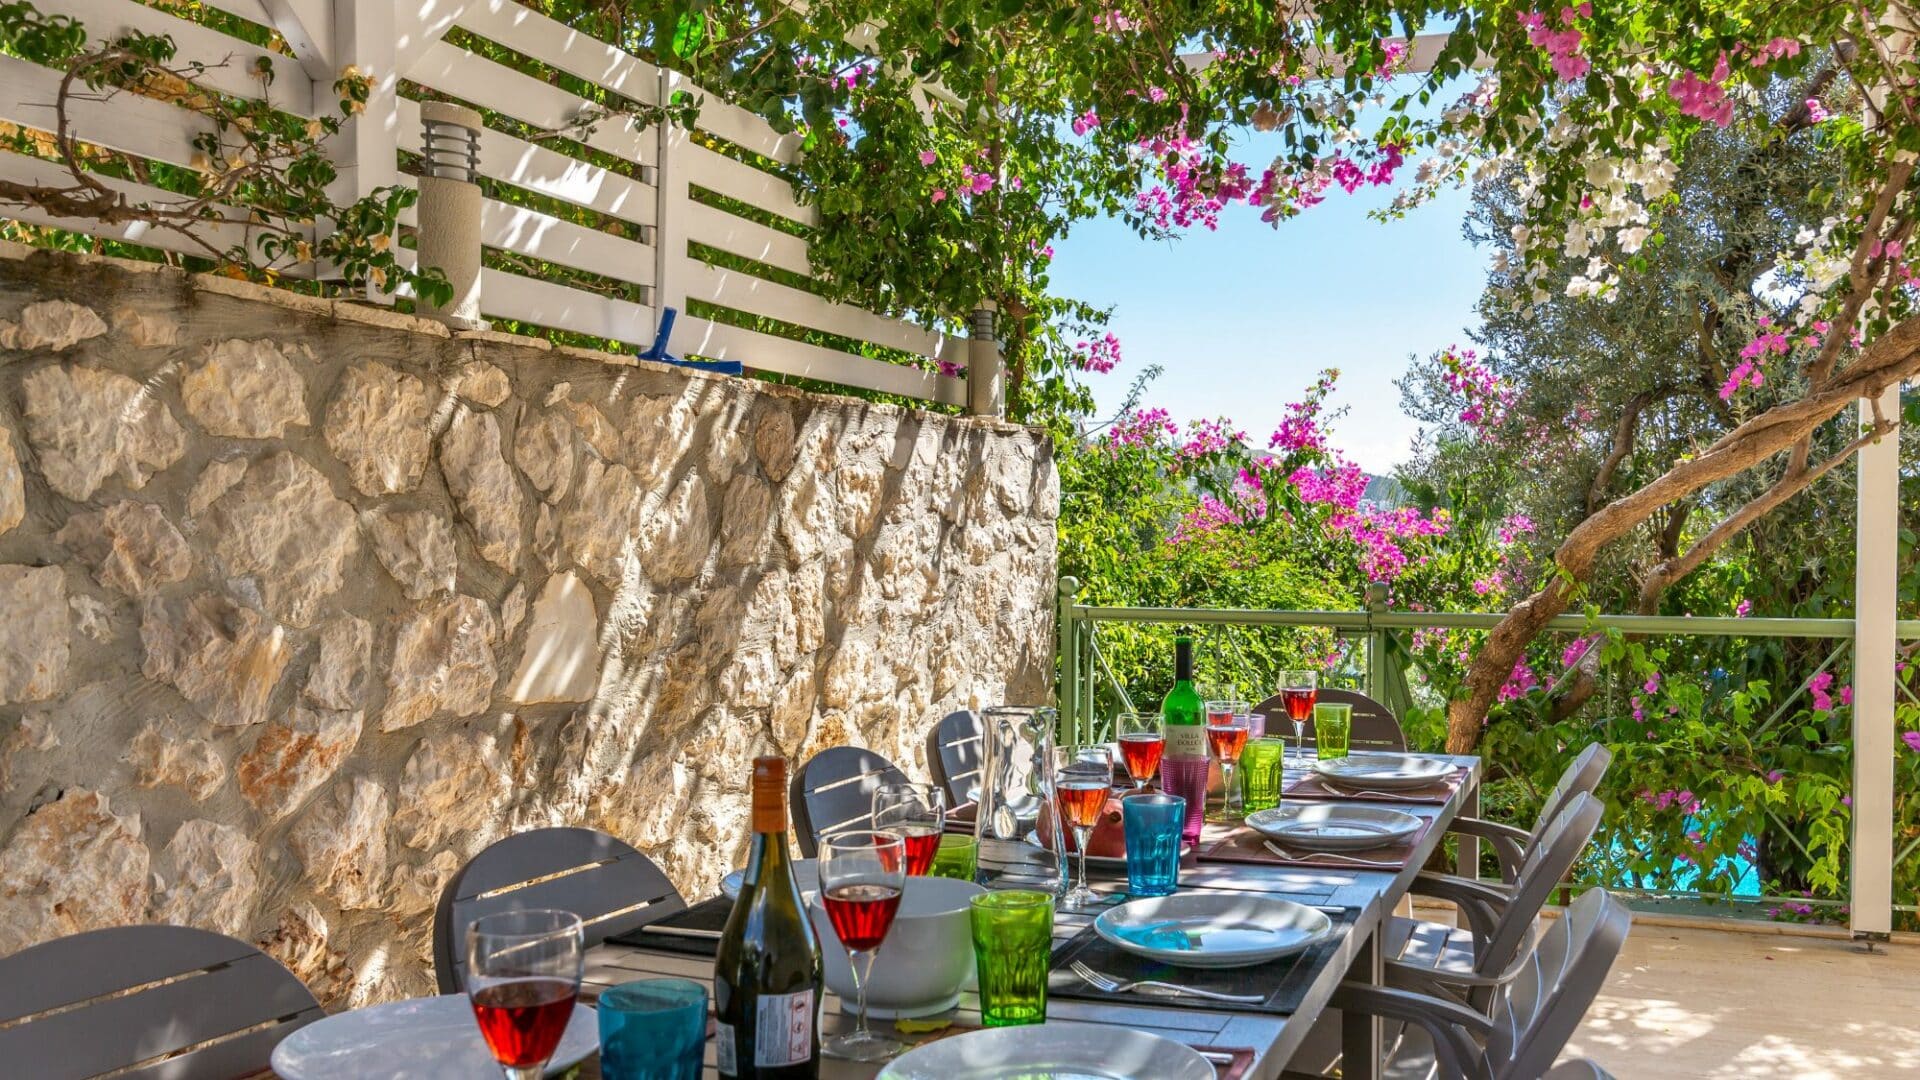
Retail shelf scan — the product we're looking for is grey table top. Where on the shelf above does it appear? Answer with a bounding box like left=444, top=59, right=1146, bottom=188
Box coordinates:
left=582, top=752, right=1482, bottom=1080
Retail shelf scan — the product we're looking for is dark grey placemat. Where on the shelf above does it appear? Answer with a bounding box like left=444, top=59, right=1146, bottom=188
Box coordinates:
left=1045, top=905, right=1362, bottom=1017
left=605, top=895, right=734, bottom=958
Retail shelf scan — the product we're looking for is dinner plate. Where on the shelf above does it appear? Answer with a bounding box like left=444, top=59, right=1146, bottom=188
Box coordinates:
left=875, top=1021, right=1213, bottom=1079
left=1311, top=753, right=1458, bottom=790
left=1093, top=893, right=1332, bottom=969
left=270, top=994, right=596, bottom=1080
left=1245, top=804, right=1424, bottom=851
left=722, top=857, right=819, bottom=900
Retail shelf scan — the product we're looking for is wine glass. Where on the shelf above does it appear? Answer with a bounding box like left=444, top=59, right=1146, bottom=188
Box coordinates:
left=465, top=909, right=584, bottom=1080
left=1115, top=711, right=1164, bottom=791
left=1205, top=707, right=1250, bottom=821
left=820, top=831, right=909, bottom=1062
left=1054, top=744, right=1114, bottom=911
left=872, top=782, right=947, bottom=875
left=1279, top=670, right=1319, bottom=759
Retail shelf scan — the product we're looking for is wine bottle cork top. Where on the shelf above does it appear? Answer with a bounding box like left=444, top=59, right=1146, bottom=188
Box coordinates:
left=751, top=756, right=787, bottom=832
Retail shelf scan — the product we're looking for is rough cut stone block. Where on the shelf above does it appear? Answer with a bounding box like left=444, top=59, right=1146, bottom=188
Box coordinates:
left=507, top=572, right=602, bottom=704
left=0, top=789, right=149, bottom=956
left=0, top=299, right=107, bottom=351
left=323, top=361, right=434, bottom=496
left=363, top=508, right=457, bottom=600
left=20, top=364, right=186, bottom=500
left=512, top=408, right=575, bottom=502
left=394, top=732, right=510, bottom=850
left=382, top=595, right=498, bottom=731
left=237, top=705, right=363, bottom=820
left=0, top=565, right=68, bottom=703
left=55, top=500, right=192, bottom=596
left=288, top=775, right=390, bottom=910
left=0, top=425, right=22, bottom=536
left=440, top=409, right=525, bottom=572
left=181, top=338, right=310, bottom=438
left=126, top=719, right=227, bottom=801
left=151, top=819, right=257, bottom=936
left=302, top=614, right=373, bottom=710
left=139, top=592, right=293, bottom=727
left=447, top=360, right=511, bottom=407
left=200, top=452, right=358, bottom=626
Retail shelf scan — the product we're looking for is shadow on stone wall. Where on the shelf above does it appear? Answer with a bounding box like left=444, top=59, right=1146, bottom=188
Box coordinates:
left=0, top=246, right=1058, bottom=1007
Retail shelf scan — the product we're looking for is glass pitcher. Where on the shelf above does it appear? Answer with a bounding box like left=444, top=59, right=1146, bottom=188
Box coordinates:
left=973, top=705, right=1068, bottom=895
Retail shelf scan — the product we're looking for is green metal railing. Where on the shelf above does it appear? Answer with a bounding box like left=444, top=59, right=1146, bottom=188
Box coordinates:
left=1056, top=577, right=1920, bottom=925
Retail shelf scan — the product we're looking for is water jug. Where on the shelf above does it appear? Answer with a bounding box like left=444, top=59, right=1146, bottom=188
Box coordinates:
left=972, top=705, right=1067, bottom=895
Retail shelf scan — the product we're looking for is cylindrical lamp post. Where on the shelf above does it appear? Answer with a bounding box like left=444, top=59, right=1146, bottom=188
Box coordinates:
left=417, top=101, right=486, bottom=329
left=967, top=302, right=1004, bottom=417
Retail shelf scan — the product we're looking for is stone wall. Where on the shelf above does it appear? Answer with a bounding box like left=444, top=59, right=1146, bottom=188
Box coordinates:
left=0, top=247, right=1058, bottom=1006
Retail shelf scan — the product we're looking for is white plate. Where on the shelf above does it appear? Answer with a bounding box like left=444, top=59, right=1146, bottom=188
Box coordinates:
left=876, top=1021, right=1213, bottom=1079
left=1246, top=804, right=1424, bottom=851
left=271, top=994, right=597, bottom=1080
left=1312, top=754, right=1457, bottom=790
left=1094, top=893, right=1332, bottom=969
left=722, top=857, right=819, bottom=900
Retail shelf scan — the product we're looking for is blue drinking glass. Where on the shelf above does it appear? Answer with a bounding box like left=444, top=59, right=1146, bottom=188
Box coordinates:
left=1122, top=793, right=1185, bottom=897
left=598, top=977, right=708, bottom=1080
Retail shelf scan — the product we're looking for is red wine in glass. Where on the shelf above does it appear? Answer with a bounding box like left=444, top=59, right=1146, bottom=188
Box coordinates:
left=1206, top=724, right=1249, bottom=763
left=823, top=882, right=903, bottom=952
left=469, top=978, right=577, bottom=1068
left=898, top=825, right=941, bottom=876
left=1119, top=733, right=1165, bottom=785
left=1056, top=779, right=1110, bottom=830
left=1282, top=687, right=1318, bottom=722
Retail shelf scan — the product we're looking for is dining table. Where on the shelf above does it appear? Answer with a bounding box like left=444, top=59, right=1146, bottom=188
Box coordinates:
left=577, top=751, right=1482, bottom=1080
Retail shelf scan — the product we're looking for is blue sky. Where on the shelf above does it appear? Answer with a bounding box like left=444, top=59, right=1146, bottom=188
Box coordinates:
left=1047, top=170, right=1487, bottom=475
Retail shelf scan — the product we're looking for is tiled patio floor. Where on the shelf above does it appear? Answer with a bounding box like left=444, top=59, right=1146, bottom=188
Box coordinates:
left=1562, top=922, right=1920, bottom=1078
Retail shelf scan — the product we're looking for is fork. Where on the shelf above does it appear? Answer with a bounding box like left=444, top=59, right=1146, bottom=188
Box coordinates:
left=1261, top=841, right=1400, bottom=868
left=1315, top=783, right=1433, bottom=802
left=1069, top=961, right=1266, bottom=1004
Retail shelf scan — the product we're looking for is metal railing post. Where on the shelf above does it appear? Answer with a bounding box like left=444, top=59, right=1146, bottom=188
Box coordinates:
left=1364, top=581, right=1390, bottom=699
left=1058, top=576, right=1081, bottom=742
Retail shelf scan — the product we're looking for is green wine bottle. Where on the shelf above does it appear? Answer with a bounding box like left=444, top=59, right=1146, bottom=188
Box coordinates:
left=715, top=757, right=823, bottom=1079
left=1159, top=634, right=1207, bottom=845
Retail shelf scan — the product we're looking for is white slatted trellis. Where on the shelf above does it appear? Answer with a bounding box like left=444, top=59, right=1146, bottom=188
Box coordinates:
left=0, top=0, right=967, bottom=409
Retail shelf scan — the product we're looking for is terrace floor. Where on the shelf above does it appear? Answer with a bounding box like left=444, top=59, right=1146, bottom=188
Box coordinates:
left=1561, top=920, right=1920, bottom=1078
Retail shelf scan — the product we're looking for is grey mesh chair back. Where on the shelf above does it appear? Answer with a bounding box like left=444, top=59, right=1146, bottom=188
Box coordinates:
left=0, top=924, right=324, bottom=1079
left=1488, top=888, right=1632, bottom=1079
left=1476, top=791, right=1605, bottom=980
left=1252, top=687, right=1406, bottom=751
left=434, top=826, right=684, bottom=993
left=790, top=745, right=910, bottom=857
left=925, top=709, right=983, bottom=809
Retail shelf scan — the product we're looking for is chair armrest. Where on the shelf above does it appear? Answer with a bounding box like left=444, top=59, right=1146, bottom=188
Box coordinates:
left=1384, top=955, right=1517, bottom=1001
left=1446, top=817, right=1530, bottom=885
left=1407, top=872, right=1510, bottom=955
left=1331, top=981, right=1492, bottom=1080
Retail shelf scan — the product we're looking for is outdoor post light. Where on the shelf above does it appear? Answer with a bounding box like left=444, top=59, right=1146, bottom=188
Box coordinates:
left=417, top=101, right=486, bottom=329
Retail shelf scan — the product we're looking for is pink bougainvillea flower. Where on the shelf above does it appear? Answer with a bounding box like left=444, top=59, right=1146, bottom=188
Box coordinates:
left=1809, top=670, right=1835, bottom=711
left=1735, top=599, right=1753, bottom=617
left=930, top=188, right=947, bottom=203
left=918, top=150, right=937, bottom=166
left=1903, top=731, right=1920, bottom=754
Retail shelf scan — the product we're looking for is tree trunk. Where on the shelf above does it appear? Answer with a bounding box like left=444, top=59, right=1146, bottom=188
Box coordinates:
left=1445, top=311, right=1920, bottom=753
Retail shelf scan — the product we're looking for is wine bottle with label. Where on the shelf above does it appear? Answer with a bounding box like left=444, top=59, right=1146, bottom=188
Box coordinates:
left=715, top=757, right=823, bottom=1079
left=1158, top=634, right=1208, bottom=846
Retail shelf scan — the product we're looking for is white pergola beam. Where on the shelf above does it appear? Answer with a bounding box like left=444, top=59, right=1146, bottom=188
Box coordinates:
left=1179, top=32, right=1476, bottom=78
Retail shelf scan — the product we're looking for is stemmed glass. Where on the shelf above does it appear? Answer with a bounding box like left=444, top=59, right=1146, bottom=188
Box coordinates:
left=1054, top=744, right=1114, bottom=911
left=465, top=909, right=584, bottom=1080
left=820, top=831, right=909, bottom=1062
left=873, top=782, right=947, bottom=876
left=1115, top=711, right=1164, bottom=791
left=1279, top=670, right=1319, bottom=759
left=1204, top=709, right=1250, bottom=821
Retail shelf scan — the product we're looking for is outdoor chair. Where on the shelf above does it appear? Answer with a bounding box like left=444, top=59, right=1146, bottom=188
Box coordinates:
left=0, top=923, right=325, bottom=1079
left=433, top=826, right=684, bottom=993
left=790, top=745, right=911, bottom=857
left=1544, top=1061, right=1617, bottom=1079
left=1252, top=686, right=1407, bottom=751
left=1449, top=742, right=1612, bottom=887
left=925, top=708, right=983, bottom=809
left=1299, top=886, right=1632, bottom=1080
left=1288, top=793, right=1607, bottom=1075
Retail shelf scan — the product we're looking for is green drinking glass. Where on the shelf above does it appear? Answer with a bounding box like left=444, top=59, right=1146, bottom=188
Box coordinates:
left=1314, top=703, right=1352, bottom=760
left=969, top=890, right=1054, bottom=1027
left=1240, top=737, right=1288, bottom=812
left=929, top=834, right=978, bottom=881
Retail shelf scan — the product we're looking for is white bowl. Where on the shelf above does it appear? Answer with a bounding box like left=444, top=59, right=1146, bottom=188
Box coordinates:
left=808, top=875, right=984, bottom=1018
